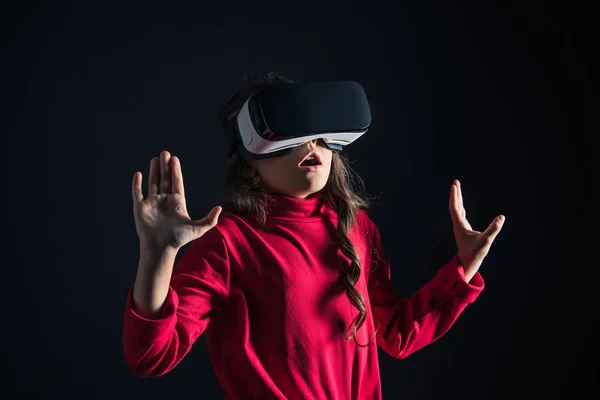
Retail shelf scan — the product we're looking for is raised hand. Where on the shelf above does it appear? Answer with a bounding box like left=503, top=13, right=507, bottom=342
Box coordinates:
left=132, top=151, right=222, bottom=251
left=449, top=179, right=505, bottom=282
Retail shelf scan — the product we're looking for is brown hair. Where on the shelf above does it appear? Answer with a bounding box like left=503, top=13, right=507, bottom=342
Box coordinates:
left=217, top=72, right=379, bottom=347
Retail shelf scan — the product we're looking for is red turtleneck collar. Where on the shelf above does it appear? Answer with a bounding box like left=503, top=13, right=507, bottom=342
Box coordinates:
left=264, top=191, right=331, bottom=220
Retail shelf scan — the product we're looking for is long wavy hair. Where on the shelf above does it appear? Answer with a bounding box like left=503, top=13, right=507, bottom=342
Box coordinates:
left=217, top=72, right=379, bottom=347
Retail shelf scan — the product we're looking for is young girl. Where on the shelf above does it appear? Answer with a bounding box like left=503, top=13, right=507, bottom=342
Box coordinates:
left=123, top=73, right=505, bottom=400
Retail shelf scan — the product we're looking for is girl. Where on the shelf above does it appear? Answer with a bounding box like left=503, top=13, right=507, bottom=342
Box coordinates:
left=123, top=73, right=505, bottom=400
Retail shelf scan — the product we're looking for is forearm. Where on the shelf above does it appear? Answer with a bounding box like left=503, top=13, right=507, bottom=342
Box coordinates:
left=463, top=267, right=476, bottom=284
left=132, top=246, right=179, bottom=319
left=371, top=256, right=484, bottom=359
left=458, top=253, right=480, bottom=284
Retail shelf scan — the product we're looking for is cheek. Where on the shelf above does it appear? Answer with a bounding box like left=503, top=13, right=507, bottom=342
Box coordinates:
left=257, top=158, right=288, bottom=180
left=325, top=153, right=334, bottom=167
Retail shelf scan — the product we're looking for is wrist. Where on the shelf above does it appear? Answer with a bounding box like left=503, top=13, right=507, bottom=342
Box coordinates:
left=138, top=245, right=179, bottom=274
left=139, top=241, right=180, bottom=256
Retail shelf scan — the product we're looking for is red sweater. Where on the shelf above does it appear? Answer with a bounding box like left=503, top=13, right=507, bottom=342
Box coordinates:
left=123, top=192, right=484, bottom=399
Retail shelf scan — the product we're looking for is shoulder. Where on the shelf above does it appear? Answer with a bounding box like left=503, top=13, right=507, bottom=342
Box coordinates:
left=206, top=210, right=248, bottom=244
left=184, top=211, right=242, bottom=254
left=355, top=208, right=377, bottom=234
left=207, top=210, right=259, bottom=250
left=215, top=210, right=244, bottom=231
left=351, top=208, right=380, bottom=246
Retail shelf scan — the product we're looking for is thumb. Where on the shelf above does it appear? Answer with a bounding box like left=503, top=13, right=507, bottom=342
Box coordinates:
left=483, top=215, right=505, bottom=244
left=191, top=206, right=223, bottom=230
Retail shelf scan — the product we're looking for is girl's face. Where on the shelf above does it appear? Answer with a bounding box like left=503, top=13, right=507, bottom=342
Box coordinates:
left=250, top=139, right=333, bottom=199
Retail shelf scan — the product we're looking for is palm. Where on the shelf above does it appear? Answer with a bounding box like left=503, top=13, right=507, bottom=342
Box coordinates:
left=137, top=192, right=196, bottom=249
left=449, top=179, right=505, bottom=275
left=132, top=151, right=221, bottom=251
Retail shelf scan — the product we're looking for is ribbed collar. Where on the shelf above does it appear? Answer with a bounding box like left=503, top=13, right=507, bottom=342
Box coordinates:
left=265, top=191, right=330, bottom=220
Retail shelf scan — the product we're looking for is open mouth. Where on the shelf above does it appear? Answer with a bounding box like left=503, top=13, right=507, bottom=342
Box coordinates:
left=299, top=151, right=323, bottom=167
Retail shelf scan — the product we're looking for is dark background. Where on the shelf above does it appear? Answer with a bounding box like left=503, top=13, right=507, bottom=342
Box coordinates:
left=2, top=0, right=596, bottom=399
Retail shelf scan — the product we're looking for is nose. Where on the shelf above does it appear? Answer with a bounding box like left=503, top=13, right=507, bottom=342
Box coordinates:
left=303, top=138, right=319, bottom=148
left=302, top=138, right=325, bottom=152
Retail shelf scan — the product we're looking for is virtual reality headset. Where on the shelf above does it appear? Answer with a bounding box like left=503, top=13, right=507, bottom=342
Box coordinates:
left=224, top=80, right=372, bottom=160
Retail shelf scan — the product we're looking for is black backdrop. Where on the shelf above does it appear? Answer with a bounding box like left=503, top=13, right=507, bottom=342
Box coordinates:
left=2, top=0, right=596, bottom=399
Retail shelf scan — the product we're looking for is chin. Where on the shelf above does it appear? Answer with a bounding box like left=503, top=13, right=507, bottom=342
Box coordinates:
left=293, top=181, right=328, bottom=198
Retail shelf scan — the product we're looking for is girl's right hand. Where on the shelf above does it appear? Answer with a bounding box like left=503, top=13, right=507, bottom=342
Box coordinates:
left=132, top=151, right=222, bottom=252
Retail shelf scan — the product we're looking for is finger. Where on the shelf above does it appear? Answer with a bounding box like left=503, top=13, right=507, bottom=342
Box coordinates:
left=451, top=180, right=467, bottom=221
left=449, top=184, right=461, bottom=222
left=160, top=151, right=171, bottom=194
left=132, top=171, right=143, bottom=203
left=192, top=206, right=223, bottom=231
left=449, top=184, right=457, bottom=222
left=458, top=182, right=466, bottom=219
left=148, top=157, right=160, bottom=196
left=450, top=184, right=469, bottom=230
left=483, top=215, right=505, bottom=244
left=171, top=156, right=185, bottom=197
left=455, top=179, right=465, bottom=213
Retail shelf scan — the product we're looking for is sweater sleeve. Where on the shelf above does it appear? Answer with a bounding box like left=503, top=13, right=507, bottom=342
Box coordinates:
left=122, top=227, right=230, bottom=376
left=367, top=223, right=484, bottom=359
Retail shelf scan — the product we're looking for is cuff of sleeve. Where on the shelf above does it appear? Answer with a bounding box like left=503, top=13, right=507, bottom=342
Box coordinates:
left=436, top=254, right=485, bottom=303
left=124, top=286, right=178, bottom=343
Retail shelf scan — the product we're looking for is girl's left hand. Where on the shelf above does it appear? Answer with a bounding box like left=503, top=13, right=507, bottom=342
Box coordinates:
left=449, top=179, right=505, bottom=282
